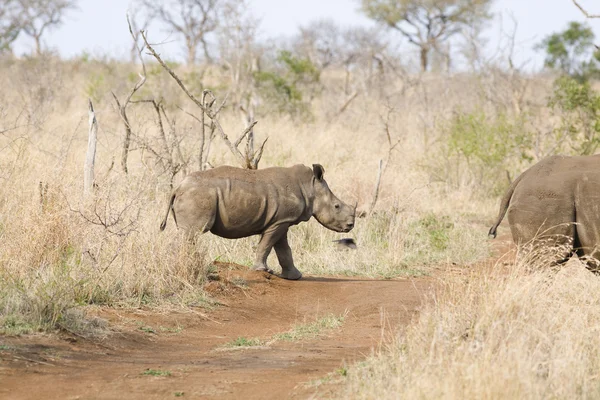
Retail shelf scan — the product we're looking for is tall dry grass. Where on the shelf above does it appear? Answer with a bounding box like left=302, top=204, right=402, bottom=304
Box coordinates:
left=340, top=244, right=600, bottom=399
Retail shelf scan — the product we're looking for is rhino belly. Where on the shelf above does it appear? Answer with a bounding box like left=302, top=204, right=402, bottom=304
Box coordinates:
left=209, top=194, right=280, bottom=239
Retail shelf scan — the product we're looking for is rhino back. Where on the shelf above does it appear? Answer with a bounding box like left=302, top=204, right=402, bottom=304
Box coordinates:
left=512, top=155, right=600, bottom=203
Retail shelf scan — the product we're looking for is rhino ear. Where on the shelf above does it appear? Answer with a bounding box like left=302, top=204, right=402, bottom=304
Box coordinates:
left=312, top=164, right=325, bottom=181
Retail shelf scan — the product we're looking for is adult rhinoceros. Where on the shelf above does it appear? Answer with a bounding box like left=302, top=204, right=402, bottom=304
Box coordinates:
left=489, top=154, right=600, bottom=265
left=160, top=164, right=356, bottom=280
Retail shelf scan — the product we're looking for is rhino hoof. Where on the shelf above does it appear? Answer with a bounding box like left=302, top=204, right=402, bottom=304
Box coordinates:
left=254, top=266, right=274, bottom=274
left=280, top=270, right=302, bottom=280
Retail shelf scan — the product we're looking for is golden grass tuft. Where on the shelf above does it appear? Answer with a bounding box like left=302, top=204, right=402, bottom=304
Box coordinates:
left=340, top=246, right=600, bottom=399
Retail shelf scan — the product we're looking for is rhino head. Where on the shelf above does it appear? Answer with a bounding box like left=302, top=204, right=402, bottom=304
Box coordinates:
left=310, top=164, right=355, bottom=233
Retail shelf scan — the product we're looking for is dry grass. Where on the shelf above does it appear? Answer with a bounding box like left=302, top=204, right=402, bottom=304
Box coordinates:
left=340, top=245, right=600, bottom=399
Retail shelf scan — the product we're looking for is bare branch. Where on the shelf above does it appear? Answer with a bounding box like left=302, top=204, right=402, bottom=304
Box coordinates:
left=234, top=120, right=258, bottom=147
left=368, top=159, right=383, bottom=215
left=115, top=14, right=148, bottom=173
left=572, top=0, right=600, bottom=18
left=250, top=137, right=268, bottom=169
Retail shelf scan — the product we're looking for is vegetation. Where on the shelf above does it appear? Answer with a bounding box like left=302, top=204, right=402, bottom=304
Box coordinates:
left=142, top=369, right=172, bottom=377
left=537, top=21, right=600, bottom=82
left=273, top=313, right=345, bottom=342
left=2, top=0, right=600, bottom=397
left=340, top=251, right=600, bottom=399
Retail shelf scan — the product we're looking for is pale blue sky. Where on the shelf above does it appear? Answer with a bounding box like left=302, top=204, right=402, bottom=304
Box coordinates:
left=11, top=0, right=600, bottom=70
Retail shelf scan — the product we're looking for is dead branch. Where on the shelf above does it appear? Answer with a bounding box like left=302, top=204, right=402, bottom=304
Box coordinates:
left=572, top=0, right=600, bottom=18
left=114, top=14, right=148, bottom=174
left=368, top=159, right=383, bottom=215
left=234, top=120, right=258, bottom=147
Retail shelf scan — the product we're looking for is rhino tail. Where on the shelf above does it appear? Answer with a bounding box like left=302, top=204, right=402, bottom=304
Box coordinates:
left=488, top=171, right=526, bottom=239
left=160, top=193, right=177, bottom=231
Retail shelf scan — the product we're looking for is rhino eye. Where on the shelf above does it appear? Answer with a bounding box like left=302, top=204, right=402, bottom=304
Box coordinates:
left=334, top=204, right=340, bottom=209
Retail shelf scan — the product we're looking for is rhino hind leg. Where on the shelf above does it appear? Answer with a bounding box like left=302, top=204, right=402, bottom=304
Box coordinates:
left=508, top=206, right=576, bottom=264
left=274, top=234, right=302, bottom=280
left=179, top=214, right=215, bottom=243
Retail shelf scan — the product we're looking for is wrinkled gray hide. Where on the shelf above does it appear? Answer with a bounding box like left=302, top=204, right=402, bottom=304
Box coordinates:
left=161, top=164, right=356, bottom=279
left=489, top=154, right=600, bottom=265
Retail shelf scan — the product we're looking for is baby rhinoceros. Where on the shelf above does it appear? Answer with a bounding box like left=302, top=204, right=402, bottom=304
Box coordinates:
left=160, top=164, right=356, bottom=280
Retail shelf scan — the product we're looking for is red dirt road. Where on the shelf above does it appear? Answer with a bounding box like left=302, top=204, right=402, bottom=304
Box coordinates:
left=0, top=264, right=431, bottom=399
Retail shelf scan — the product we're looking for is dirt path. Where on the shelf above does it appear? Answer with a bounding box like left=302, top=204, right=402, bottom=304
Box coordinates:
left=0, top=263, right=431, bottom=399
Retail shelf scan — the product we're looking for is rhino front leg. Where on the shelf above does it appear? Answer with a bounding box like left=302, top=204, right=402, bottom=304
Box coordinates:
left=274, top=234, right=302, bottom=280
left=253, top=224, right=289, bottom=274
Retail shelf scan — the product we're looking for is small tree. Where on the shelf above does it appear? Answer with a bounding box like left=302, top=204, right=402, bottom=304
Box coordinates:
left=140, top=0, right=221, bottom=65
left=536, top=21, right=600, bottom=82
left=359, top=0, right=492, bottom=72
left=549, top=76, right=600, bottom=156
left=17, top=0, right=78, bottom=56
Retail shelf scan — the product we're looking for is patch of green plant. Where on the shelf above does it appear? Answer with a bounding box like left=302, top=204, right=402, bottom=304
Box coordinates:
left=417, top=213, right=454, bottom=251
left=85, top=73, right=105, bottom=103
left=160, top=325, right=184, bottom=334
left=139, top=325, right=157, bottom=334
left=142, top=369, right=171, bottom=377
left=274, top=314, right=345, bottom=342
left=0, top=345, right=12, bottom=351
left=174, top=392, right=184, bottom=397
left=226, top=336, right=264, bottom=347
left=0, top=315, right=34, bottom=335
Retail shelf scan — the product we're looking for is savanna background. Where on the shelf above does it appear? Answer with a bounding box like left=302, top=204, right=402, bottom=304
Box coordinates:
left=2, top=0, right=600, bottom=398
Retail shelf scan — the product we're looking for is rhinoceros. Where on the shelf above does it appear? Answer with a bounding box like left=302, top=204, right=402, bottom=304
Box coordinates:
left=489, top=154, right=600, bottom=265
left=160, top=164, right=356, bottom=280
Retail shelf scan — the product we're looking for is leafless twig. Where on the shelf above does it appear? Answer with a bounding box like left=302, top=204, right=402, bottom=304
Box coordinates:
left=572, top=0, right=600, bottom=18
left=368, top=159, right=383, bottom=215
left=114, top=14, right=148, bottom=174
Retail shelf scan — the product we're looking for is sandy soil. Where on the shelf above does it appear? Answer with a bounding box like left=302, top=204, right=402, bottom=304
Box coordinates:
left=0, top=262, right=432, bottom=399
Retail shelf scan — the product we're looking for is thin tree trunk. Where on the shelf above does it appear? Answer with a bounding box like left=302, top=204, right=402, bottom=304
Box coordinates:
left=199, top=93, right=206, bottom=170
left=186, top=38, right=197, bottom=65
left=120, top=111, right=132, bottom=174
left=420, top=46, right=429, bottom=72
left=34, top=35, right=42, bottom=56
left=84, top=99, right=98, bottom=197
left=200, top=36, right=212, bottom=64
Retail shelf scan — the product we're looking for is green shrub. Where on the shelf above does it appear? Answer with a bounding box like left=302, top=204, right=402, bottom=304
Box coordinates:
left=549, top=75, right=600, bottom=155
left=428, top=109, right=532, bottom=196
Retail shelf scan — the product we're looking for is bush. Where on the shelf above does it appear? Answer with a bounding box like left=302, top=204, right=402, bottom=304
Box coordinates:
left=549, top=75, right=600, bottom=155
left=427, top=109, right=532, bottom=196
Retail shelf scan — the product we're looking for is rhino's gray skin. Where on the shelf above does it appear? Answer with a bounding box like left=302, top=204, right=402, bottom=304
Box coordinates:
left=489, top=154, right=600, bottom=265
left=160, top=164, right=355, bottom=280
